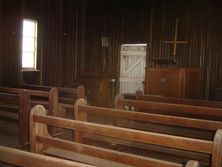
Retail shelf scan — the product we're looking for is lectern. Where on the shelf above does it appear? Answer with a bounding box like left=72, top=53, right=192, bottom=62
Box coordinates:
left=145, top=59, right=201, bottom=99
left=145, top=67, right=201, bottom=99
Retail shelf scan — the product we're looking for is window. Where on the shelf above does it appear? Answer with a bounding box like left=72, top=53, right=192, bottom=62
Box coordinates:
left=22, top=19, right=37, bottom=69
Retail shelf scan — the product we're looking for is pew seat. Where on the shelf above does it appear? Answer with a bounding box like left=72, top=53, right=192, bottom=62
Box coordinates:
left=0, top=145, right=93, bottom=167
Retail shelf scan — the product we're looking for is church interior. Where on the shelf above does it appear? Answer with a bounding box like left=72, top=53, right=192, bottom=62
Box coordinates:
left=0, top=0, right=222, bottom=166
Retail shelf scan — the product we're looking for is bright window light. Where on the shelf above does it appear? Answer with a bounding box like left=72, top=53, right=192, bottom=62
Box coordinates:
left=22, top=19, right=37, bottom=69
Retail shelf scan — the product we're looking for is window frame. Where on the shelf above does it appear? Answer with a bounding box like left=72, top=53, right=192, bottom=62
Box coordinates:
left=22, top=19, right=38, bottom=70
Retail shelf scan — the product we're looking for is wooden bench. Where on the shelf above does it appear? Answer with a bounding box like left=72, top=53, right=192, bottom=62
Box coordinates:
left=26, top=87, right=61, bottom=117
left=0, top=87, right=60, bottom=145
left=115, top=94, right=222, bottom=121
left=0, top=87, right=30, bottom=145
left=136, top=92, right=222, bottom=109
left=21, top=84, right=85, bottom=110
left=0, top=145, right=93, bottom=167
left=74, top=98, right=222, bottom=167
left=29, top=105, right=200, bottom=167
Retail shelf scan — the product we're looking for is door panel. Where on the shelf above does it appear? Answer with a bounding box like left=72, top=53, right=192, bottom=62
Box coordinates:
left=119, top=44, right=146, bottom=94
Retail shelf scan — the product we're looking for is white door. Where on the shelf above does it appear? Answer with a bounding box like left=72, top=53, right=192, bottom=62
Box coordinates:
left=119, top=44, right=146, bottom=94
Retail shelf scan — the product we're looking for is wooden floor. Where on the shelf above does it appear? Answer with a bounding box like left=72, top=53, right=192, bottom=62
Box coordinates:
left=0, top=118, right=20, bottom=167
left=0, top=116, right=48, bottom=166
left=0, top=118, right=18, bottom=147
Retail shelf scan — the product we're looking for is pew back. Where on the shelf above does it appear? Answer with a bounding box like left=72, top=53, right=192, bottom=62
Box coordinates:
left=115, top=94, right=222, bottom=121
left=21, top=84, right=85, bottom=104
left=21, top=84, right=85, bottom=116
left=136, top=93, right=222, bottom=108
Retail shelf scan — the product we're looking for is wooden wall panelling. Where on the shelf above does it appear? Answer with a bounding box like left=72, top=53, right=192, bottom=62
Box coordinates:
left=78, top=0, right=116, bottom=106
left=1, top=0, right=221, bottom=105
left=0, top=0, right=22, bottom=86
left=77, top=0, right=152, bottom=106
left=41, top=0, right=61, bottom=86
left=83, top=0, right=109, bottom=75
left=41, top=0, right=79, bottom=87
left=208, top=1, right=222, bottom=99
left=149, top=0, right=222, bottom=100
left=63, top=0, right=79, bottom=85
left=0, top=0, right=3, bottom=86
left=82, top=0, right=151, bottom=74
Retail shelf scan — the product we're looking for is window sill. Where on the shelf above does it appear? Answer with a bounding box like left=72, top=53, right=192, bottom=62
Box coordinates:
left=21, top=69, right=40, bottom=72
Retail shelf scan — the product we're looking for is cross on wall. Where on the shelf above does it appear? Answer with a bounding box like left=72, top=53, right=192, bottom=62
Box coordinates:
left=163, top=17, right=188, bottom=56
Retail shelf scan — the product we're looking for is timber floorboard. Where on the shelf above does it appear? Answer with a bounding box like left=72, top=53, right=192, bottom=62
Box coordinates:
left=0, top=119, right=18, bottom=148
left=0, top=118, right=22, bottom=167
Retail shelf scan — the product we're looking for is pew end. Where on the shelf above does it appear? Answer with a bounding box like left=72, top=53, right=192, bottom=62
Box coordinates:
left=74, top=98, right=88, bottom=142
left=212, top=129, right=222, bottom=167
left=29, top=105, right=50, bottom=153
left=185, top=160, right=200, bottom=167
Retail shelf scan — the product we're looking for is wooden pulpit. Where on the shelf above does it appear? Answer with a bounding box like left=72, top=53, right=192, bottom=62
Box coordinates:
left=145, top=68, right=201, bottom=99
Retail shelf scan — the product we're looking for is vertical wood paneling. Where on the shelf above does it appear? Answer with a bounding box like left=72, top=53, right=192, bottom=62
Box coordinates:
left=149, top=0, right=222, bottom=99
left=21, top=0, right=222, bottom=102
left=40, top=0, right=79, bottom=87
left=82, top=0, right=151, bottom=76
left=0, top=0, right=22, bottom=86
left=1, top=0, right=222, bottom=105
left=0, top=0, right=3, bottom=86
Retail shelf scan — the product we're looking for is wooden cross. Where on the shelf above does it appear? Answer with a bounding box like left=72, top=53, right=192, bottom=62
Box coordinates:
left=163, top=17, right=188, bottom=56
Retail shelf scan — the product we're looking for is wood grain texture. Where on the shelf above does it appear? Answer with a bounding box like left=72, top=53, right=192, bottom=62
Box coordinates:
left=75, top=98, right=222, bottom=166
left=33, top=113, right=214, bottom=154
left=145, top=68, right=201, bottom=98
left=0, top=88, right=30, bottom=145
left=137, top=93, right=222, bottom=108
left=74, top=98, right=87, bottom=142
left=30, top=105, right=200, bottom=167
left=1, top=0, right=222, bottom=105
left=185, top=161, right=199, bottom=167
left=19, top=90, right=31, bottom=145
left=211, top=129, right=222, bottom=167
left=117, top=99, right=222, bottom=120
left=29, top=105, right=49, bottom=153
left=38, top=136, right=184, bottom=167
left=0, top=0, right=22, bottom=87
left=0, top=145, right=93, bottom=167
left=79, top=104, right=222, bottom=131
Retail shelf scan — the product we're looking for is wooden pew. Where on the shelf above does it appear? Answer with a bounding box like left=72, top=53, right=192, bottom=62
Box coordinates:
left=26, top=87, right=61, bottom=117
left=29, top=105, right=200, bottom=167
left=0, top=145, right=93, bottom=167
left=0, top=87, right=29, bottom=145
left=115, top=94, right=222, bottom=121
left=21, top=84, right=85, bottom=110
left=74, top=98, right=222, bottom=167
left=0, top=87, right=60, bottom=145
left=136, top=92, right=222, bottom=109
